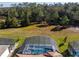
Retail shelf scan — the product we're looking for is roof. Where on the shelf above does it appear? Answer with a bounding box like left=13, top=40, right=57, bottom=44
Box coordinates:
left=0, top=45, right=9, bottom=56
left=69, top=41, right=79, bottom=50
left=25, top=36, right=54, bottom=45
left=17, top=36, right=58, bottom=54
left=0, top=38, right=17, bottom=56
left=0, top=38, right=16, bottom=45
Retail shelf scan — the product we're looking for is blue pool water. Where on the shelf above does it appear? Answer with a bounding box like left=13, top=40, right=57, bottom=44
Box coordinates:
left=31, top=48, right=53, bottom=54
left=23, top=46, right=53, bottom=55
left=21, top=36, right=57, bottom=55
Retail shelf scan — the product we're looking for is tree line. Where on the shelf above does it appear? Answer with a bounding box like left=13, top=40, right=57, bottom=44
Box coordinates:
left=0, top=2, right=79, bottom=29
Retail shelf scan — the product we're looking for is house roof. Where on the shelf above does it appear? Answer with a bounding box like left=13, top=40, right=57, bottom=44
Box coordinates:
left=0, top=38, right=16, bottom=56
left=0, top=38, right=16, bottom=45
left=17, top=36, right=58, bottom=54
left=69, top=40, right=79, bottom=50
left=0, top=45, right=9, bottom=56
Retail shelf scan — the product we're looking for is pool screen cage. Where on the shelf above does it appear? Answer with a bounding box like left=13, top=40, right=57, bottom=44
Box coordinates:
left=17, top=36, right=58, bottom=55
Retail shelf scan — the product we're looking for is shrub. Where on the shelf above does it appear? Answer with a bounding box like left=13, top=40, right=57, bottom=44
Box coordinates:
left=0, top=20, right=5, bottom=29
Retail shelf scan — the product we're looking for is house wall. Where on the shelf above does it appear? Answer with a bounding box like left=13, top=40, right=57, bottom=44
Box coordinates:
left=0, top=42, right=18, bottom=57
left=1, top=45, right=14, bottom=57
left=1, top=48, right=9, bottom=57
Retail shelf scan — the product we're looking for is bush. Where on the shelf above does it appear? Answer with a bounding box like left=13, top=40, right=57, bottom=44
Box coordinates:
left=0, top=20, right=5, bottom=29
left=10, top=17, right=20, bottom=28
left=59, top=16, right=69, bottom=26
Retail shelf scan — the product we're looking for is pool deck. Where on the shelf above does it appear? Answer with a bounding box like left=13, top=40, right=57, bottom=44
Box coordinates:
left=16, top=54, right=46, bottom=57
left=47, top=51, right=63, bottom=57
left=16, top=51, right=63, bottom=57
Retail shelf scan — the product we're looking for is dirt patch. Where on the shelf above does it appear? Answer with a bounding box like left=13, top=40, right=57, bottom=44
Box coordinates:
left=67, top=27, right=79, bottom=33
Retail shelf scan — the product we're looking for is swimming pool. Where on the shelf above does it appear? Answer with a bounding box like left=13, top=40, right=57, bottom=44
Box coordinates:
left=22, top=45, right=53, bottom=55
left=18, top=36, right=58, bottom=55
left=32, top=48, right=53, bottom=54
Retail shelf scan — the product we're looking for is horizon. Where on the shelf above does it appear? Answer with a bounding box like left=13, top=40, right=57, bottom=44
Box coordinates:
left=0, top=2, right=79, bottom=7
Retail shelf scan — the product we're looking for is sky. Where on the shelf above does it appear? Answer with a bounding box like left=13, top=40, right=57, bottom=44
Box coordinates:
left=0, top=0, right=79, bottom=2
left=0, top=0, right=79, bottom=7
left=0, top=2, right=17, bottom=7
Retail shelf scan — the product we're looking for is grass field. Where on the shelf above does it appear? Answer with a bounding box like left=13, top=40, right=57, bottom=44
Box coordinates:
left=0, top=24, right=79, bottom=54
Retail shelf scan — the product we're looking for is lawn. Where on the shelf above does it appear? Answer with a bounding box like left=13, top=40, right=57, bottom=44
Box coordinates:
left=0, top=24, right=79, bottom=54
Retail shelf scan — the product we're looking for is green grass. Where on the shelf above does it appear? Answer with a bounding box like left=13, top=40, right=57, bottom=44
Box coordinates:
left=16, top=37, right=25, bottom=48
left=50, top=31, right=79, bottom=53
left=0, top=24, right=79, bottom=53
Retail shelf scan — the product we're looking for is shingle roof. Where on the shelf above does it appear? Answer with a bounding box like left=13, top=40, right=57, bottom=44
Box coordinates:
left=0, top=38, right=15, bottom=45
left=0, top=38, right=16, bottom=56
left=69, top=41, right=79, bottom=50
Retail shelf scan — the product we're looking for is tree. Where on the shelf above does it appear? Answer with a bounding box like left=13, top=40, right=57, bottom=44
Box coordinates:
left=37, top=7, right=44, bottom=23
left=0, top=20, right=5, bottom=29
left=46, top=11, right=59, bottom=25
left=5, top=14, right=11, bottom=28
left=51, top=12, right=59, bottom=24
left=60, top=16, right=69, bottom=26
left=10, top=17, right=19, bottom=28
left=1, top=2, right=79, bottom=29
left=21, top=8, right=31, bottom=26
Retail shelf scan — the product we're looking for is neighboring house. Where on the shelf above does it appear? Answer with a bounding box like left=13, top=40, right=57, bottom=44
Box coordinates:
left=0, top=38, right=16, bottom=57
left=68, top=41, right=79, bottom=57
left=16, top=36, right=62, bottom=57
